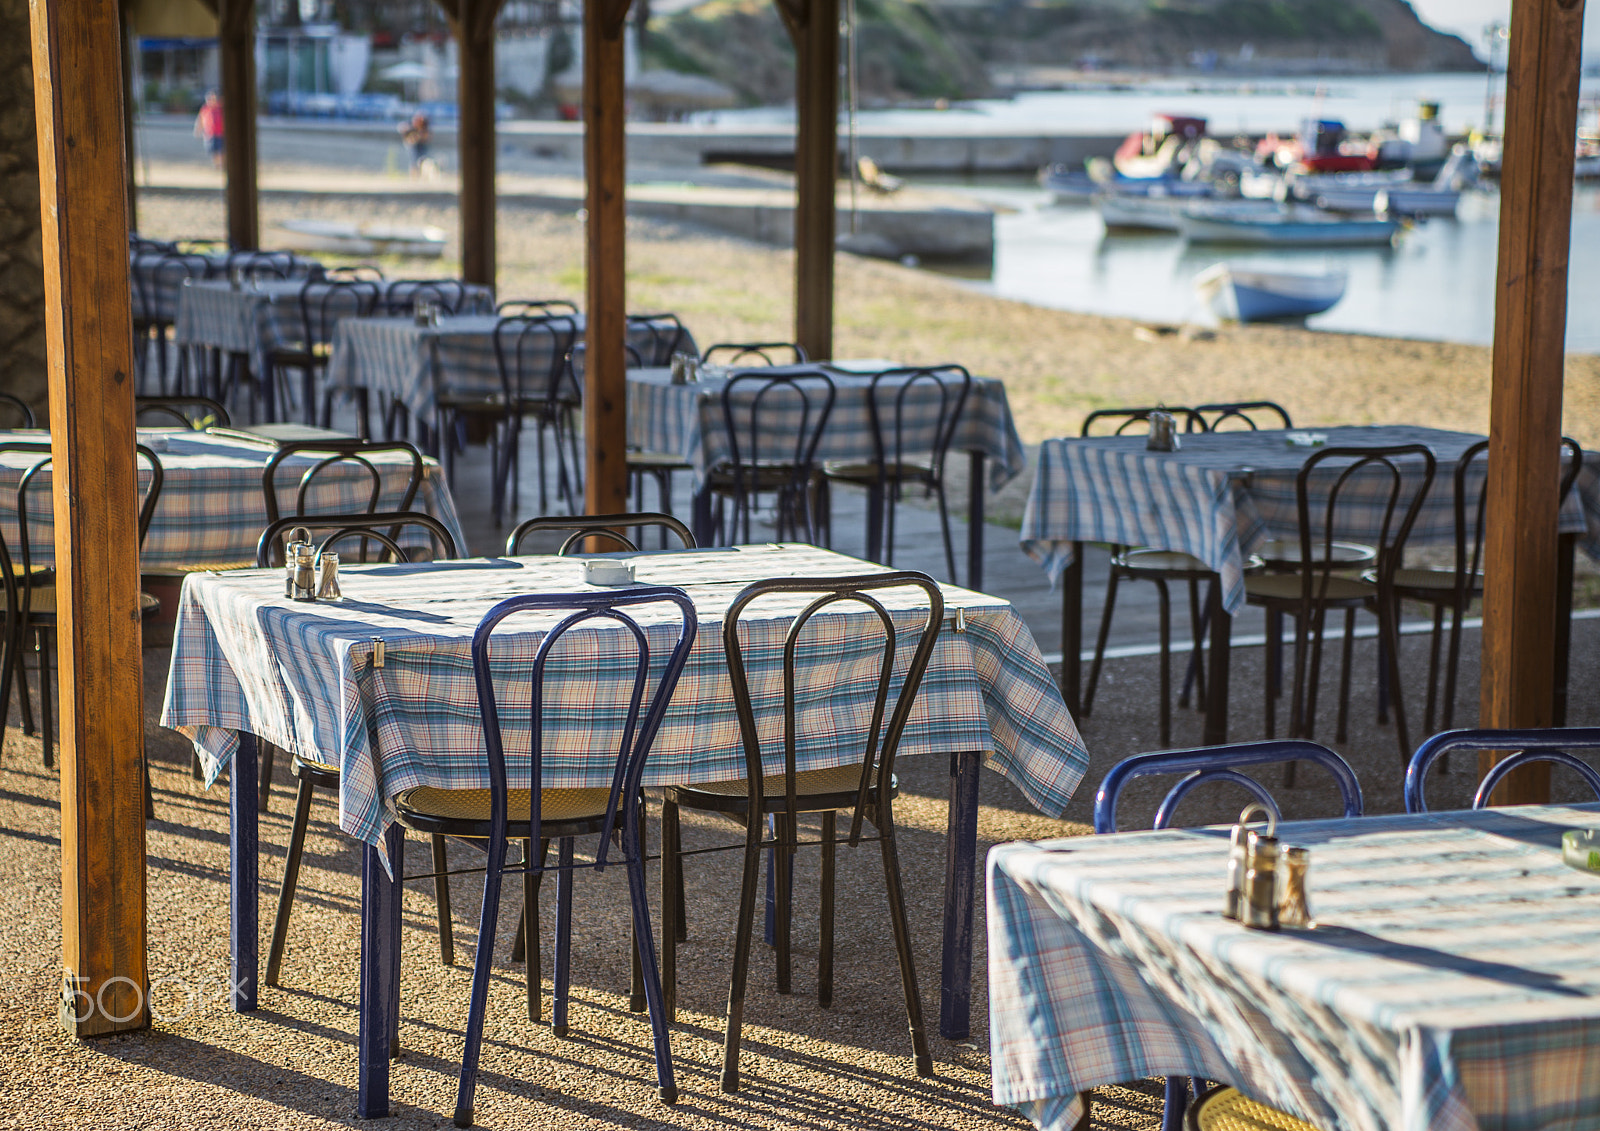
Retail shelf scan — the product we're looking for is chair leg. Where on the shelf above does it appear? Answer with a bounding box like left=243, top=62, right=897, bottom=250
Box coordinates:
left=553, top=837, right=575, bottom=1036
left=1177, top=578, right=1207, bottom=710
left=37, top=628, right=52, bottom=769
left=1162, top=1077, right=1192, bottom=1131
left=1442, top=602, right=1467, bottom=731
left=1335, top=607, right=1356, bottom=744
left=623, top=813, right=679, bottom=1104
left=775, top=813, right=793, bottom=995
left=630, top=801, right=647, bottom=1013
left=1380, top=596, right=1413, bottom=763
left=14, top=622, right=34, bottom=738
left=452, top=824, right=510, bottom=1129
left=1263, top=608, right=1280, bottom=740
left=720, top=815, right=766, bottom=1093
left=1154, top=579, right=1172, bottom=746
left=265, top=774, right=316, bottom=987
left=661, top=797, right=681, bottom=1023
left=934, top=482, right=959, bottom=585
left=1423, top=605, right=1445, bottom=735
left=819, top=810, right=835, bottom=1008
left=875, top=811, right=933, bottom=1076
left=431, top=834, right=454, bottom=966
left=143, top=744, right=156, bottom=822
left=1082, top=566, right=1123, bottom=718
left=258, top=742, right=276, bottom=813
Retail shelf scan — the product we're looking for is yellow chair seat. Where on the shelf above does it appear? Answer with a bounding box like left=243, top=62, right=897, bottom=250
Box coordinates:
left=677, top=763, right=870, bottom=800
left=1190, top=1086, right=1322, bottom=1131
left=395, top=786, right=615, bottom=827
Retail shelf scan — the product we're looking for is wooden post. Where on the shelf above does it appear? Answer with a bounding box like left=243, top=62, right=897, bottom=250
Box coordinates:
left=119, top=0, right=137, bottom=233
left=782, top=0, right=838, bottom=362
left=217, top=0, right=258, bottom=250
left=452, top=0, right=501, bottom=287
left=1479, top=0, right=1586, bottom=804
left=583, top=0, right=632, bottom=515
left=29, top=0, right=148, bottom=1036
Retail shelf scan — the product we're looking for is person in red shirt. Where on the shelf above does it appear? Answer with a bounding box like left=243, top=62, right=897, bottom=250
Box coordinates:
left=195, top=90, right=225, bottom=169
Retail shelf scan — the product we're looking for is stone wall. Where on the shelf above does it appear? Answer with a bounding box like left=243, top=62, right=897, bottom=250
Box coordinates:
left=0, top=0, right=47, bottom=424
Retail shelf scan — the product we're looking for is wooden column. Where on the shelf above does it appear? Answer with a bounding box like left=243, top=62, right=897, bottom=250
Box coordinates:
left=119, top=0, right=137, bottom=232
left=451, top=0, right=501, bottom=287
left=583, top=0, right=632, bottom=515
left=780, top=0, right=838, bottom=361
left=29, top=0, right=148, bottom=1036
left=1479, top=0, right=1586, bottom=804
left=217, top=0, right=258, bottom=250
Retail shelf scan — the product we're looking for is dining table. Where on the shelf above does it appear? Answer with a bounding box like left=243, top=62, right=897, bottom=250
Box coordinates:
left=0, top=428, right=467, bottom=569
left=988, top=801, right=1600, bottom=1131
left=159, top=542, right=1089, bottom=1116
left=628, top=362, right=1028, bottom=592
left=1019, top=425, right=1600, bottom=743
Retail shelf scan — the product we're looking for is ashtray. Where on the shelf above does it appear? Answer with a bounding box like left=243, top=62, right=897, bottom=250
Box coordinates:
left=1285, top=432, right=1328, bottom=448
left=1563, top=829, right=1600, bottom=873
left=583, top=560, right=635, bottom=586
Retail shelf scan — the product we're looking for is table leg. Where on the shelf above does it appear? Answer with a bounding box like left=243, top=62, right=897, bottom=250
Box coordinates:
left=692, top=484, right=714, bottom=547
left=1060, top=542, right=1084, bottom=716
left=1201, top=582, right=1232, bottom=746
left=1554, top=530, right=1577, bottom=725
left=967, top=451, right=986, bottom=593
left=940, top=750, right=981, bottom=1040
left=230, top=733, right=258, bottom=1013
left=357, top=824, right=404, bottom=1120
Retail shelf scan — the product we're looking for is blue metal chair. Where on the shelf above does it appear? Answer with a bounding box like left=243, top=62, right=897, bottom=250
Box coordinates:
left=1093, top=740, right=1364, bottom=1131
left=392, top=587, right=697, bottom=1127
left=1404, top=727, right=1600, bottom=813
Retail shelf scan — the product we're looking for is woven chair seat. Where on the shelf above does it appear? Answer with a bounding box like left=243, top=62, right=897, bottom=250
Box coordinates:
left=1245, top=573, right=1374, bottom=604
left=1187, top=1087, right=1322, bottom=1131
left=822, top=459, right=935, bottom=483
left=395, top=785, right=614, bottom=830
left=1255, top=538, right=1375, bottom=568
left=1388, top=567, right=1484, bottom=593
left=673, top=764, right=895, bottom=814
left=705, top=464, right=808, bottom=493
left=627, top=450, right=690, bottom=470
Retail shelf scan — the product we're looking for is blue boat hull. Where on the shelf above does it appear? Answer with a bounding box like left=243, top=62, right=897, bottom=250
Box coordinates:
left=1230, top=281, right=1341, bottom=321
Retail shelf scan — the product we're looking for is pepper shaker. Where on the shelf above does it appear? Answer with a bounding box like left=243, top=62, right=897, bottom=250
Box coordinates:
left=1242, top=830, right=1281, bottom=931
left=291, top=544, right=318, bottom=601
left=315, top=551, right=342, bottom=601
left=1225, top=802, right=1275, bottom=921
left=1276, top=845, right=1312, bottom=927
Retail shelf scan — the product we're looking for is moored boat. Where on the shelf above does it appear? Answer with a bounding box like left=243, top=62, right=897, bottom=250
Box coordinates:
left=1194, top=262, right=1348, bottom=323
left=1179, top=208, right=1400, bottom=247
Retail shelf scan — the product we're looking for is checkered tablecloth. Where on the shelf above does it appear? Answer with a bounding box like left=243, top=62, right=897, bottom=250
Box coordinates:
left=131, top=252, right=228, bottom=323
left=161, top=544, right=1088, bottom=869
left=627, top=365, right=1028, bottom=489
left=1020, top=425, right=1600, bottom=615
left=0, top=430, right=466, bottom=570
left=325, top=315, right=697, bottom=428
left=989, top=803, right=1600, bottom=1131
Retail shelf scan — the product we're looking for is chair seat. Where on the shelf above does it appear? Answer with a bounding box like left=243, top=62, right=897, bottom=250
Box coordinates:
left=1387, top=567, right=1484, bottom=594
left=1187, top=1086, right=1323, bottom=1131
left=393, top=785, right=616, bottom=838
left=290, top=752, right=341, bottom=786
left=436, top=392, right=507, bottom=412
left=1245, top=573, right=1375, bottom=604
left=670, top=764, right=895, bottom=815
left=1255, top=538, right=1376, bottom=568
left=627, top=450, right=690, bottom=471
left=705, top=464, right=809, bottom=493
left=821, top=460, right=934, bottom=484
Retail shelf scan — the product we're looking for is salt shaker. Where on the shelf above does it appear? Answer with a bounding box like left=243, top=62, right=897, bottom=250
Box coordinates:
left=1225, top=802, right=1275, bottom=921
left=283, top=527, right=311, bottom=597
left=291, top=544, right=317, bottom=601
left=315, top=551, right=342, bottom=601
left=1147, top=410, right=1180, bottom=452
left=1276, top=845, right=1312, bottom=927
left=1242, top=830, right=1281, bottom=931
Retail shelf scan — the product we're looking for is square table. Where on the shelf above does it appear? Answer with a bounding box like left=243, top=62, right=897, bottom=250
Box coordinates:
left=161, top=543, right=1089, bottom=1114
left=1020, top=425, right=1600, bottom=742
left=627, top=363, right=1028, bottom=591
left=988, top=803, right=1600, bottom=1131
left=0, top=428, right=467, bottom=570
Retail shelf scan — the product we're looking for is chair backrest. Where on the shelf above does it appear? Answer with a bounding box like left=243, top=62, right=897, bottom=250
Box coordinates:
left=563, top=340, right=644, bottom=397
left=221, top=249, right=299, bottom=282
left=1081, top=406, right=1203, bottom=436
left=703, top=341, right=808, bottom=366
left=471, top=587, right=697, bottom=862
left=863, top=365, right=972, bottom=481
left=7, top=443, right=163, bottom=580
left=322, top=264, right=385, bottom=282
left=262, top=439, right=424, bottom=528
left=505, top=512, right=696, bottom=556
left=297, top=277, right=381, bottom=349
left=719, top=367, right=837, bottom=543
left=1404, top=727, right=1600, bottom=812
left=0, top=394, right=36, bottom=429
left=724, top=572, right=943, bottom=841
left=1095, top=741, right=1363, bottom=832
left=135, top=395, right=232, bottom=430
left=492, top=313, right=582, bottom=408
left=256, top=510, right=458, bottom=568
left=1294, top=444, right=1436, bottom=598
left=1452, top=438, right=1583, bottom=598
left=496, top=298, right=579, bottom=318
left=1193, top=401, right=1293, bottom=432
left=385, top=277, right=470, bottom=316
left=140, top=251, right=209, bottom=324
left=626, top=312, right=691, bottom=366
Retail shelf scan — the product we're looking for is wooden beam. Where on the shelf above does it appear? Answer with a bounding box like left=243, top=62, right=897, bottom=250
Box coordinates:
left=790, top=0, right=837, bottom=361
left=119, top=0, right=137, bottom=233
left=1479, top=0, right=1586, bottom=804
left=583, top=0, right=632, bottom=516
left=217, top=0, right=258, bottom=249
left=454, top=0, right=501, bottom=286
left=29, top=0, right=148, bottom=1036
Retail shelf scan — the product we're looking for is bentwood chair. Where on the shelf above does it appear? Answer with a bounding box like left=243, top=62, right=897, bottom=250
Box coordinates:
left=1404, top=727, right=1600, bottom=813
left=257, top=512, right=461, bottom=988
left=0, top=394, right=36, bottom=429
left=261, top=439, right=425, bottom=537
left=627, top=312, right=692, bottom=366
left=269, top=277, right=381, bottom=425
left=1192, top=401, right=1293, bottom=432
left=482, top=312, right=582, bottom=524
left=134, top=251, right=209, bottom=394
left=135, top=395, right=232, bottom=430
left=496, top=298, right=579, bottom=318
left=701, top=341, right=808, bottom=367
left=384, top=277, right=471, bottom=317
left=505, top=512, right=695, bottom=556
left=820, top=365, right=973, bottom=583
left=1245, top=445, right=1436, bottom=765
left=662, top=573, right=943, bottom=1092
left=706, top=368, right=836, bottom=546
left=393, top=587, right=696, bottom=1125
left=1094, top=740, right=1363, bottom=1131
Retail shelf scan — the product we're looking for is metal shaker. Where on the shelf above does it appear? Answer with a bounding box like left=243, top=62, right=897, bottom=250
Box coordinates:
left=1225, top=802, right=1275, bottom=921
left=291, top=544, right=318, bottom=601
left=283, top=527, right=312, bottom=597
left=1276, top=845, right=1312, bottom=927
left=1147, top=410, right=1180, bottom=452
left=315, top=551, right=342, bottom=601
left=1242, top=830, right=1281, bottom=930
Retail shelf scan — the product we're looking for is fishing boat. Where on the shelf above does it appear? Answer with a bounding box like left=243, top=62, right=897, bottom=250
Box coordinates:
left=273, top=219, right=448, bottom=258
left=1194, top=262, right=1348, bottom=323
left=1294, top=148, right=1478, bottom=218
left=1179, top=207, right=1400, bottom=247
left=1100, top=194, right=1280, bottom=233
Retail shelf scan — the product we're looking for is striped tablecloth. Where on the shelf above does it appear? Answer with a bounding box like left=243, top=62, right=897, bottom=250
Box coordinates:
left=0, top=430, right=466, bottom=569
left=161, top=544, right=1088, bottom=865
left=325, top=315, right=696, bottom=428
left=988, top=803, right=1600, bottom=1131
left=627, top=365, right=1029, bottom=489
left=1020, top=425, right=1600, bottom=615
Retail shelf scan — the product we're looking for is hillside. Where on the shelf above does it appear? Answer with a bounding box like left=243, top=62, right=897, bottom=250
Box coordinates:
left=644, top=0, right=1482, bottom=105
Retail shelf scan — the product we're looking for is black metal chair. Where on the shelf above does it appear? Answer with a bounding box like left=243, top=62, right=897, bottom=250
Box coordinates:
left=0, top=394, right=36, bottom=429
left=268, top=277, right=381, bottom=426
left=393, top=587, right=697, bottom=1124
left=1245, top=445, right=1436, bottom=766
left=1390, top=439, right=1583, bottom=734
left=134, top=251, right=209, bottom=394
left=701, top=341, right=808, bottom=367
left=255, top=512, right=461, bottom=989
left=505, top=512, right=695, bottom=556
left=384, top=277, right=471, bottom=316
left=321, top=263, right=385, bottom=282
left=496, top=298, right=579, bottom=318
left=477, top=313, right=582, bottom=524
left=135, top=395, right=232, bottom=430
left=1094, top=740, right=1363, bottom=1131
left=661, top=572, right=942, bottom=1092
left=706, top=368, right=836, bottom=546
left=220, top=249, right=300, bottom=282
left=261, top=439, right=425, bottom=537
left=626, top=312, right=692, bottom=366
left=1192, top=401, right=1293, bottom=432
left=1404, top=727, right=1600, bottom=812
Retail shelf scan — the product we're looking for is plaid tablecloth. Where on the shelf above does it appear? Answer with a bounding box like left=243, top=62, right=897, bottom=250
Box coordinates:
left=1020, top=425, right=1600, bottom=615
left=988, top=803, right=1600, bottom=1131
left=325, top=315, right=697, bottom=428
left=0, top=430, right=466, bottom=569
left=161, top=544, right=1087, bottom=869
left=627, top=365, right=1028, bottom=490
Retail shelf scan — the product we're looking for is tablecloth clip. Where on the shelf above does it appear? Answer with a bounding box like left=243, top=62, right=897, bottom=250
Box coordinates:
left=953, top=607, right=967, bottom=633
left=372, top=638, right=385, bottom=668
